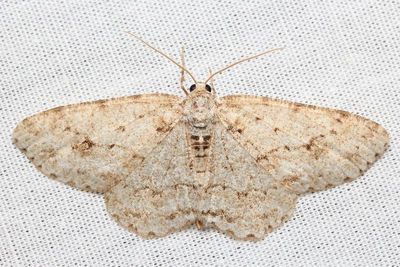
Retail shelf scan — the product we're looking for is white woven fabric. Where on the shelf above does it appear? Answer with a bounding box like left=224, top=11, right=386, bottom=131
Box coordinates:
left=1, top=1, right=399, bottom=266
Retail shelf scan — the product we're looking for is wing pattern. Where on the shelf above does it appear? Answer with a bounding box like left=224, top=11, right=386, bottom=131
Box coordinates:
left=13, top=93, right=183, bottom=193
left=13, top=92, right=389, bottom=240
left=217, top=95, right=389, bottom=194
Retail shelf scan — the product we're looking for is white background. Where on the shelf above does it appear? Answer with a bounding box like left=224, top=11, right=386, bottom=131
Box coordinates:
left=0, top=0, right=399, bottom=266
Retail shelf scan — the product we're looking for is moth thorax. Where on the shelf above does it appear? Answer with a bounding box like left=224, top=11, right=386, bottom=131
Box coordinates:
left=184, top=95, right=216, bottom=128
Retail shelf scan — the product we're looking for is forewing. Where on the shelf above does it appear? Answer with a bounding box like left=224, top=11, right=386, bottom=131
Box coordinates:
left=13, top=93, right=183, bottom=193
left=217, top=95, right=389, bottom=194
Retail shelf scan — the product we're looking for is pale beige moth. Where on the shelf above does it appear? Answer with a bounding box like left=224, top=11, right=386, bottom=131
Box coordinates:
left=12, top=33, right=389, bottom=240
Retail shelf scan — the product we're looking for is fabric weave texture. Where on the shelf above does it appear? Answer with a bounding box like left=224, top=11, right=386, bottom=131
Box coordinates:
left=0, top=0, right=399, bottom=266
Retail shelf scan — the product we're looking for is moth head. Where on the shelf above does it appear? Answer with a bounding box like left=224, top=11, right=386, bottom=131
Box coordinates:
left=189, top=83, right=213, bottom=95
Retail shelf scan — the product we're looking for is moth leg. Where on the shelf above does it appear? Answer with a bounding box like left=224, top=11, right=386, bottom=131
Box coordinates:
left=179, top=46, right=188, bottom=93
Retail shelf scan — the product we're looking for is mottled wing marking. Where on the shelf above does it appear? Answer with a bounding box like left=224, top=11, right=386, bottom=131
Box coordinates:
left=217, top=95, right=389, bottom=194
left=105, top=121, right=297, bottom=240
left=105, top=122, right=197, bottom=237
left=201, top=122, right=297, bottom=240
left=13, top=93, right=183, bottom=193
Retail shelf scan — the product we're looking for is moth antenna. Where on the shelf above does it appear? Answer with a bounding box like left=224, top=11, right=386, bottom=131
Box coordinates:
left=208, top=67, right=215, bottom=93
left=179, top=46, right=189, bottom=96
left=205, top=47, right=284, bottom=84
left=127, top=32, right=198, bottom=88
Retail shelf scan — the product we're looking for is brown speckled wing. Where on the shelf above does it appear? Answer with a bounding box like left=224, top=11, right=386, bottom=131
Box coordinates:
left=217, top=95, right=389, bottom=194
left=12, top=93, right=183, bottom=193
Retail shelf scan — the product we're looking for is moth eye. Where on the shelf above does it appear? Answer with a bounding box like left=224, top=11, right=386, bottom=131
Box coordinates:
left=205, top=84, right=212, bottom=92
left=189, top=84, right=196, bottom=92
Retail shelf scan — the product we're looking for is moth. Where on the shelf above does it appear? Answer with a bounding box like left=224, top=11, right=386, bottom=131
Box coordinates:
left=13, top=33, right=389, bottom=240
